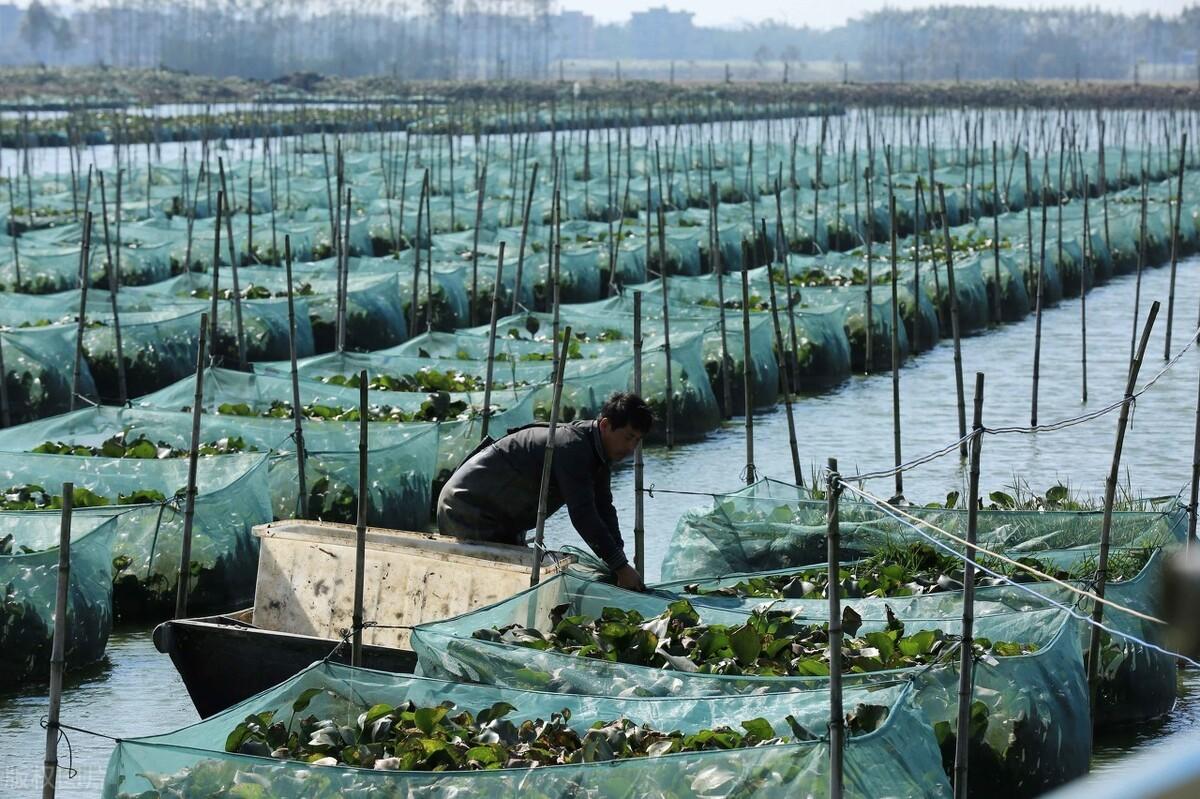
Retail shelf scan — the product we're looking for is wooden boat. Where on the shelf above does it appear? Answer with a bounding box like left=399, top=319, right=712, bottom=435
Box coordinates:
left=155, top=519, right=573, bottom=718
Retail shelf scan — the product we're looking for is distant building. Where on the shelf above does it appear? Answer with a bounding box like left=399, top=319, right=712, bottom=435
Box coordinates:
left=629, top=6, right=694, bottom=60
left=551, top=10, right=595, bottom=60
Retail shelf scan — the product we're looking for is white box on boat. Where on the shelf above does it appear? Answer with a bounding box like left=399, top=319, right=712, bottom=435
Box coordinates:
left=251, top=520, right=574, bottom=649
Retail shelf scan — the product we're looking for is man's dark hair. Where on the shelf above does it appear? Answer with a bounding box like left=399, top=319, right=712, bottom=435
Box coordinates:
left=599, top=392, right=654, bottom=434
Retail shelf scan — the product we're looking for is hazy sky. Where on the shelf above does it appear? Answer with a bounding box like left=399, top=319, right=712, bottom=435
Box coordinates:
left=562, top=0, right=1193, bottom=29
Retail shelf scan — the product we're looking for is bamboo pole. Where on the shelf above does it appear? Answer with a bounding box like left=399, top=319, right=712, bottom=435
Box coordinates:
left=864, top=156, right=875, bottom=374
left=712, top=182, right=734, bottom=419
left=741, top=263, right=756, bottom=483
left=531, top=325, right=572, bottom=586
left=938, top=185, right=968, bottom=459
left=337, top=188, right=353, bottom=352
left=1031, top=164, right=1048, bottom=428
left=1189, top=335, right=1200, bottom=544
left=469, top=164, right=488, bottom=326
left=826, top=458, right=844, bottom=799
left=633, top=292, right=645, bottom=576
left=657, top=206, right=674, bottom=449
left=410, top=171, right=428, bottom=339
left=889, top=194, right=903, bottom=498
left=209, top=191, right=223, bottom=362
left=512, top=161, right=539, bottom=315
left=481, top=242, right=506, bottom=441
left=352, top=370, right=369, bottom=668
left=1087, top=302, right=1159, bottom=708
left=1131, top=177, right=1148, bottom=363
left=217, top=160, right=247, bottom=369
left=69, top=213, right=93, bottom=412
left=41, top=481, right=72, bottom=799
left=0, top=332, right=9, bottom=427
left=953, top=373, right=985, bottom=799
left=775, top=179, right=801, bottom=379
left=1081, top=173, right=1091, bottom=403
left=991, top=141, right=1002, bottom=325
left=284, top=237, right=307, bottom=519
left=5, top=171, right=21, bottom=291
left=912, top=180, right=922, bottom=355
left=97, top=172, right=128, bottom=405
left=1164, top=134, right=1187, bottom=359
left=175, top=314, right=208, bottom=620
left=764, top=218, right=802, bottom=485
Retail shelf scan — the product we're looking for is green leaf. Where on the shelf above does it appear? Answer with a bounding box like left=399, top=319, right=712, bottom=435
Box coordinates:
left=728, top=624, right=762, bottom=666
left=864, top=631, right=895, bottom=662
left=740, top=717, right=776, bottom=740
left=898, top=629, right=937, bottom=657
left=414, top=706, right=447, bottom=735
left=291, top=688, right=323, bottom=715
left=988, top=490, right=1015, bottom=509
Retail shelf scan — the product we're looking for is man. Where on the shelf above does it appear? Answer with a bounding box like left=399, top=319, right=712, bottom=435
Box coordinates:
left=437, top=391, right=652, bottom=590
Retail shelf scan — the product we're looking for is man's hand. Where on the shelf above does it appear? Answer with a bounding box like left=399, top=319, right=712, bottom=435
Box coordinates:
left=615, top=564, right=645, bottom=591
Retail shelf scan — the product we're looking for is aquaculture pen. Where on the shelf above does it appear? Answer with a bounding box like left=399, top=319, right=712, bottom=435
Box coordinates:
left=41, top=481, right=72, bottom=799
left=284, top=237, right=307, bottom=519
left=531, top=325, right=572, bottom=587
left=1164, top=133, right=1187, bottom=358
left=96, top=171, right=128, bottom=405
left=633, top=292, right=645, bottom=576
left=69, top=212, right=93, bottom=412
left=938, top=185, right=967, bottom=459
left=352, top=371, right=369, bottom=668
left=826, top=458, right=844, bottom=799
left=481, top=242, right=506, bottom=441
left=954, top=373, right=985, bottom=799
left=175, top=314, right=208, bottom=620
left=1087, top=302, right=1159, bottom=706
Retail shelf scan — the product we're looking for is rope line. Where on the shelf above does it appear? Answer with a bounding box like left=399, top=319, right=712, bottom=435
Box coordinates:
left=833, top=482, right=1200, bottom=670
left=835, top=479, right=1168, bottom=626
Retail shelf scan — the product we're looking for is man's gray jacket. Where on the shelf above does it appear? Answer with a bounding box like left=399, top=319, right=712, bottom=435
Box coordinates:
left=436, top=420, right=627, bottom=571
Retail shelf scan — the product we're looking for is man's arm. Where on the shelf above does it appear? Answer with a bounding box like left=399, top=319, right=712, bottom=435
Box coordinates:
left=552, top=438, right=628, bottom=571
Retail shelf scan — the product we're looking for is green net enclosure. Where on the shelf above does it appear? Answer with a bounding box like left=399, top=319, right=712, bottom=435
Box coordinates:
left=102, top=659, right=950, bottom=799
left=0, top=404, right=439, bottom=530
left=0, top=450, right=271, bottom=622
left=412, top=570, right=1088, bottom=796
left=0, top=326, right=97, bottom=422
left=0, top=513, right=117, bottom=687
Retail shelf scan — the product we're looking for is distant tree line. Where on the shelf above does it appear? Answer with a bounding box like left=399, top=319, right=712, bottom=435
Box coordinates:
left=2, top=1, right=1198, bottom=82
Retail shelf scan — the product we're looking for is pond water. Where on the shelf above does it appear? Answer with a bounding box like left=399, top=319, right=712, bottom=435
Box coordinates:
left=1, top=261, right=1198, bottom=795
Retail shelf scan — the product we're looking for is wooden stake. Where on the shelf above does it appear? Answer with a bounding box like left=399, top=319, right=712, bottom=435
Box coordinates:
left=991, top=141, right=1002, bottom=324
left=469, top=164, right=488, bottom=326
left=352, top=370, right=369, bottom=668
left=5, top=171, right=21, bottom=291
left=175, top=314, right=208, bottom=620
left=217, top=160, right=247, bottom=369
left=764, top=218, right=803, bottom=485
left=741, top=264, right=755, bottom=483
left=1087, top=302, right=1159, bottom=707
left=935, top=185, right=968, bottom=459
left=531, top=325, right=572, bottom=586
left=953, top=373, right=985, bottom=799
left=657, top=206, right=675, bottom=449
left=1164, top=134, right=1187, bottom=359
left=337, top=188, right=352, bottom=352
left=826, top=458, right=844, bottom=799
left=41, top=481, right=72, bottom=799
left=209, top=191, right=223, bottom=362
left=284, top=237, right=307, bottom=519
left=889, top=194, right=903, bottom=498
left=633, top=292, right=645, bottom=576
left=0, top=332, right=10, bottom=427
left=481, top=243, right=506, bottom=441
left=97, top=172, right=128, bottom=405
left=1031, top=165, right=1048, bottom=428
left=69, top=213, right=93, bottom=412
left=512, top=161, right=539, bottom=315
left=1082, top=175, right=1091, bottom=404
left=1131, top=177, right=1148, bottom=363
left=712, top=182, right=734, bottom=419
left=410, top=171, right=428, bottom=339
